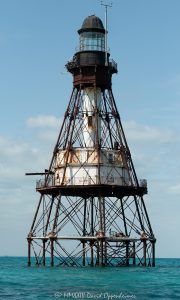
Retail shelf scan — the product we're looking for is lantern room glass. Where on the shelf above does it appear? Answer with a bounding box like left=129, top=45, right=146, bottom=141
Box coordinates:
left=80, top=32, right=105, bottom=52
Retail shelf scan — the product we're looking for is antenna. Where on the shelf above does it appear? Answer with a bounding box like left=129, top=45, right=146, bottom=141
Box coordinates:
left=101, top=1, right=112, bottom=66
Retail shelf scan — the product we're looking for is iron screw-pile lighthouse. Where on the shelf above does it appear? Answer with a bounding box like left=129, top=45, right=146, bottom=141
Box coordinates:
left=27, top=15, right=156, bottom=267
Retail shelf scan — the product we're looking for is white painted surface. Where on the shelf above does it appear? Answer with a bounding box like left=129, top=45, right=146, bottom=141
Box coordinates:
left=54, top=148, right=131, bottom=186
left=82, top=88, right=101, bottom=148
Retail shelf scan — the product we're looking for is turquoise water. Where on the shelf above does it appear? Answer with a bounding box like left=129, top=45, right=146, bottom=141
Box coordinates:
left=0, top=258, right=180, bottom=299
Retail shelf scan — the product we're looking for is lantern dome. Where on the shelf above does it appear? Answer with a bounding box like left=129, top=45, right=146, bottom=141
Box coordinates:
left=78, top=15, right=105, bottom=34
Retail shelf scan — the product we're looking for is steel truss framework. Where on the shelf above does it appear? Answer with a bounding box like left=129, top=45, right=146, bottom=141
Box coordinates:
left=27, top=85, right=156, bottom=267
left=28, top=194, right=155, bottom=267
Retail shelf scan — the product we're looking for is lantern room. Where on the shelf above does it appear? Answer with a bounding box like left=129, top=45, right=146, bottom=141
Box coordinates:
left=78, top=15, right=105, bottom=52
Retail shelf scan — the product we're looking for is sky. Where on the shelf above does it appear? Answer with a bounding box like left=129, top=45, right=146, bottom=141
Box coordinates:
left=0, top=0, right=180, bottom=257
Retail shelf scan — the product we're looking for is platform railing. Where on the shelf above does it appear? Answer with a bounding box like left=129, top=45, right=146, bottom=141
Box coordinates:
left=109, top=59, right=118, bottom=73
left=66, top=55, right=118, bottom=73
left=139, top=179, right=147, bottom=188
left=36, top=176, right=147, bottom=189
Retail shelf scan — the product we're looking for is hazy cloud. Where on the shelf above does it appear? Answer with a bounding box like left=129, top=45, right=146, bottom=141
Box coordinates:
left=26, top=115, right=62, bottom=143
left=37, top=129, right=59, bottom=142
left=0, top=135, right=45, bottom=182
left=124, top=121, right=177, bottom=143
left=26, top=116, right=178, bottom=145
left=169, top=183, right=180, bottom=195
left=0, top=136, right=29, bottom=156
left=27, top=115, right=61, bottom=129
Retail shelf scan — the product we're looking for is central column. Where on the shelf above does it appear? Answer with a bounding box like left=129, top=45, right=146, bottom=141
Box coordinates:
left=83, top=87, right=101, bottom=148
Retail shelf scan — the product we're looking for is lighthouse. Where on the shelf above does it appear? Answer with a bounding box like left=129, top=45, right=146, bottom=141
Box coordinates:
left=27, top=15, right=156, bottom=267
left=54, top=16, right=130, bottom=189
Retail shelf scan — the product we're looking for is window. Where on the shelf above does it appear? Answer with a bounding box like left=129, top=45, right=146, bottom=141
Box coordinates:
left=88, top=116, right=93, bottom=127
left=80, top=32, right=105, bottom=52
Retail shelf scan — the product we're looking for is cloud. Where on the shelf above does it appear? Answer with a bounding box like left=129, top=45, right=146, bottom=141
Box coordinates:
left=0, top=117, right=62, bottom=186
left=27, top=115, right=61, bottom=129
left=27, top=116, right=178, bottom=145
left=0, top=136, right=28, bottom=156
left=0, top=136, right=46, bottom=183
left=37, top=129, right=59, bottom=142
left=120, top=121, right=180, bottom=183
left=26, top=115, right=62, bottom=142
left=124, top=121, right=177, bottom=143
left=169, top=184, right=180, bottom=195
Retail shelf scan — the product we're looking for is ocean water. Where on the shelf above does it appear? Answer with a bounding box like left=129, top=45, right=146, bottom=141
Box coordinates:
left=0, top=257, right=180, bottom=300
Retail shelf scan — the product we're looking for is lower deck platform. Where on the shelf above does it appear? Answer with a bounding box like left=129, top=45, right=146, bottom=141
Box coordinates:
left=36, top=184, right=147, bottom=197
